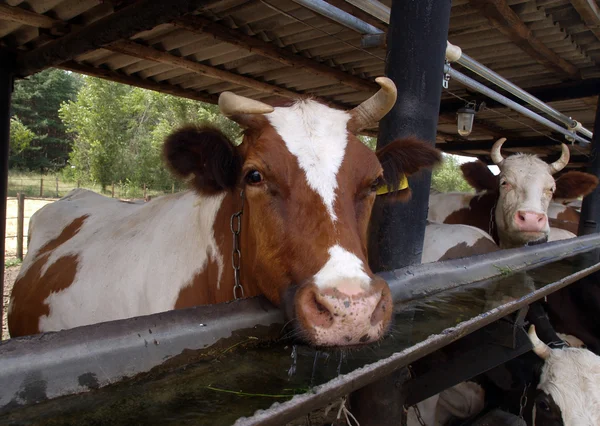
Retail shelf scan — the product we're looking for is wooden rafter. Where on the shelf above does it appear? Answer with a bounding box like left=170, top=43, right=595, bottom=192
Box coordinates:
left=107, top=40, right=305, bottom=100
left=0, top=3, right=56, bottom=29
left=468, top=0, right=580, bottom=79
left=172, top=16, right=378, bottom=93
left=58, top=61, right=219, bottom=104
left=571, top=0, right=600, bottom=42
left=13, top=0, right=222, bottom=77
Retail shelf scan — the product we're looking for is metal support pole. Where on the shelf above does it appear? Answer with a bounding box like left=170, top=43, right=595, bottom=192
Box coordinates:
left=0, top=52, right=15, bottom=339
left=368, top=0, right=451, bottom=271
left=578, top=96, right=600, bottom=236
left=356, top=1, right=452, bottom=425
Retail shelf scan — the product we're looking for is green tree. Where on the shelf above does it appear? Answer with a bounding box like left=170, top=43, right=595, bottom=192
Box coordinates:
left=9, top=117, right=35, bottom=154
left=431, top=154, right=475, bottom=193
left=10, top=69, right=81, bottom=171
left=60, top=77, right=241, bottom=192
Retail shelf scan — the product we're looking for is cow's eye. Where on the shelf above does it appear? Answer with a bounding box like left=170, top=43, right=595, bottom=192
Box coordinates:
left=371, top=177, right=383, bottom=192
left=500, top=180, right=508, bottom=186
left=537, top=398, right=551, bottom=412
left=245, top=170, right=263, bottom=185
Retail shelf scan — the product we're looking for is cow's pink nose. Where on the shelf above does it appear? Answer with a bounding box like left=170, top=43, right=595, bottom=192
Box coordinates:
left=514, top=210, right=547, bottom=232
left=295, top=278, right=392, bottom=347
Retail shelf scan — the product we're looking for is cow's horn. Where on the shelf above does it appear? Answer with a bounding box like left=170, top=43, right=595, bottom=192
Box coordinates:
left=348, top=77, right=397, bottom=133
left=528, top=325, right=551, bottom=360
left=491, top=138, right=507, bottom=165
left=218, top=92, right=274, bottom=127
left=549, top=143, right=570, bottom=175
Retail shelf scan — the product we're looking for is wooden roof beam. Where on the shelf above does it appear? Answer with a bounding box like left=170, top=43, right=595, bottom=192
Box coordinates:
left=571, top=0, right=600, bottom=42
left=58, top=61, right=219, bottom=104
left=14, top=0, right=222, bottom=77
left=0, top=3, right=56, bottom=29
left=437, top=137, right=559, bottom=152
left=468, top=0, right=580, bottom=79
left=172, top=16, right=378, bottom=93
left=107, top=40, right=308, bottom=100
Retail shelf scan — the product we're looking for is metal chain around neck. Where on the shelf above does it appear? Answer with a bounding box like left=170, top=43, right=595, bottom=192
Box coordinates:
left=519, top=382, right=530, bottom=420
left=230, top=190, right=245, bottom=300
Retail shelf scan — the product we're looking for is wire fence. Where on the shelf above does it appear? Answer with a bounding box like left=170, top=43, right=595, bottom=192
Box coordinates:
left=7, top=176, right=185, bottom=200
left=5, top=177, right=187, bottom=262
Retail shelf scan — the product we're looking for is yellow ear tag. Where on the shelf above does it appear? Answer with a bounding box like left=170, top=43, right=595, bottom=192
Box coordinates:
left=376, top=174, right=409, bottom=195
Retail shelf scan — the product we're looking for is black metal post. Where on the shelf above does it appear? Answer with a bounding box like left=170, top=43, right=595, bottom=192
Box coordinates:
left=578, top=96, right=600, bottom=236
left=355, top=1, right=452, bottom=425
left=368, top=0, right=452, bottom=271
left=0, top=52, right=15, bottom=339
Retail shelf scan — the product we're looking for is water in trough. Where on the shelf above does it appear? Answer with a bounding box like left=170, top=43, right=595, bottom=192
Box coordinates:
left=0, top=250, right=596, bottom=425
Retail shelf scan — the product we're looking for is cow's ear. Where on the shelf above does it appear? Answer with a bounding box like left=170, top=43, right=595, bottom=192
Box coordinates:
left=461, top=161, right=498, bottom=192
left=375, top=137, right=441, bottom=201
left=554, top=171, right=599, bottom=201
left=163, top=125, right=241, bottom=194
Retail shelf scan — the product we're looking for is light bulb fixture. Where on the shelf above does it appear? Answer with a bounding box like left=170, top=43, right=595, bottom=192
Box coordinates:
left=457, top=103, right=476, bottom=136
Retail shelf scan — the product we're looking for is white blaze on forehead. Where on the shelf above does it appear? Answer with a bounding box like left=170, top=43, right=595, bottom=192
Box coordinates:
left=266, top=100, right=351, bottom=222
left=314, top=245, right=371, bottom=290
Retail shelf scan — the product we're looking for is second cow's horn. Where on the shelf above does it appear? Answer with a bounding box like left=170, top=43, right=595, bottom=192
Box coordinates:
left=490, top=138, right=507, bottom=165
left=549, top=143, right=570, bottom=175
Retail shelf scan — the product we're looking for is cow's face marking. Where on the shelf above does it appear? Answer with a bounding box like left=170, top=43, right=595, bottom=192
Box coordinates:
left=495, top=155, right=555, bottom=247
left=534, top=347, right=600, bottom=425
left=265, top=100, right=351, bottom=222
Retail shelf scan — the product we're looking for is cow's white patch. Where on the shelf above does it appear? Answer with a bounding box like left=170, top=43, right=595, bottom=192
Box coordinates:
left=428, top=192, right=477, bottom=223
left=547, top=202, right=568, bottom=220
left=548, top=227, right=576, bottom=242
left=422, top=222, right=496, bottom=264
left=313, top=245, right=370, bottom=290
left=537, top=346, right=600, bottom=425
left=22, top=190, right=226, bottom=332
left=266, top=100, right=350, bottom=222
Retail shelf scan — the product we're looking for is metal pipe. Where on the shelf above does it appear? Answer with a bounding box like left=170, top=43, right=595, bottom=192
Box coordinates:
left=292, top=0, right=594, bottom=141
left=447, top=42, right=594, bottom=139
left=0, top=54, right=14, bottom=340
left=292, top=0, right=383, bottom=34
left=445, top=64, right=591, bottom=145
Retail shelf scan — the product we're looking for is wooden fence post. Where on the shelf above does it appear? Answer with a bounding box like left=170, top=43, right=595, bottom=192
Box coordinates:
left=55, top=176, right=59, bottom=198
left=39, top=177, right=44, bottom=197
left=143, top=183, right=147, bottom=200
left=112, top=182, right=115, bottom=198
left=16, top=193, right=25, bottom=260
left=77, top=179, right=80, bottom=188
left=172, top=183, right=175, bottom=194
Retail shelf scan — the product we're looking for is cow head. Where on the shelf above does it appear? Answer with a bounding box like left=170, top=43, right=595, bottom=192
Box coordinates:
left=462, top=138, right=574, bottom=248
left=163, top=78, right=441, bottom=347
left=528, top=325, right=600, bottom=425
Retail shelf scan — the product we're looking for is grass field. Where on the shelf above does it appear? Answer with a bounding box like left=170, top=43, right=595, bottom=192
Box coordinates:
left=7, top=171, right=179, bottom=199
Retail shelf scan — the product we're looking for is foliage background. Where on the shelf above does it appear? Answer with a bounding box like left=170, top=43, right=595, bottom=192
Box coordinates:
left=9, top=72, right=474, bottom=194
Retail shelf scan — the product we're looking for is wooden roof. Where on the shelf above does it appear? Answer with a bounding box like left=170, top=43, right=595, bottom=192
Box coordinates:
left=0, top=0, right=599, bottom=168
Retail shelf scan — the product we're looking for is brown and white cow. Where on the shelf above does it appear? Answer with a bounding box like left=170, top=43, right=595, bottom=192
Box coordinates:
left=8, top=78, right=446, bottom=347
left=428, top=138, right=598, bottom=248
left=528, top=325, right=600, bottom=425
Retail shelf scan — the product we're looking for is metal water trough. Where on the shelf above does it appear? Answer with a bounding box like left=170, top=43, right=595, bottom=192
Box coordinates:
left=1, top=234, right=599, bottom=424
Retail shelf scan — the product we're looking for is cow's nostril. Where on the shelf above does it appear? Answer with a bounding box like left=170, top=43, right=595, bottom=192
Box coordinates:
left=519, top=213, right=525, bottom=222
left=304, top=291, right=334, bottom=328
